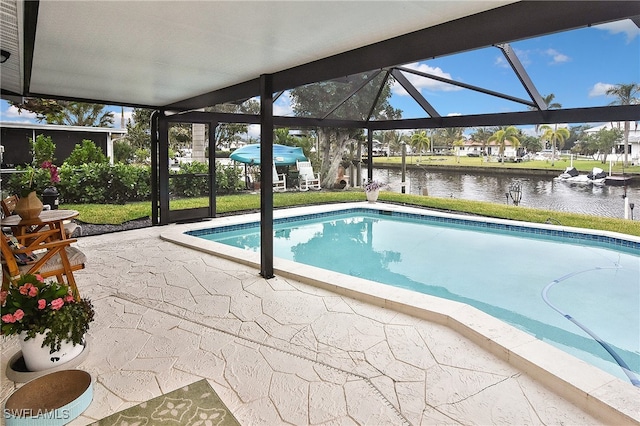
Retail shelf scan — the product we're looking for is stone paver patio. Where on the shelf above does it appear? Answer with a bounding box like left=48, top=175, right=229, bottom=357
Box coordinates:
left=2, top=205, right=639, bottom=425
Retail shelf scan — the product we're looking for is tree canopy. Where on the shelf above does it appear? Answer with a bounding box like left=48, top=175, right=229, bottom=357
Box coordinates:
left=10, top=98, right=114, bottom=127
left=289, top=71, right=401, bottom=187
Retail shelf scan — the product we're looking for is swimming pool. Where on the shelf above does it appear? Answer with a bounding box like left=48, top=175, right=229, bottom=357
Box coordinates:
left=185, top=206, right=640, bottom=386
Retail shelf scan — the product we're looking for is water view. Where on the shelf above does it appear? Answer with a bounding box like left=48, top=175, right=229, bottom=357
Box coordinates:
left=373, top=168, right=640, bottom=219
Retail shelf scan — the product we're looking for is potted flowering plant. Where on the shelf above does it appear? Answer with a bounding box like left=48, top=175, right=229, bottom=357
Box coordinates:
left=364, top=179, right=383, bottom=203
left=1, top=274, right=94, bottom=371
left=14, top=161, right=61, bottom=219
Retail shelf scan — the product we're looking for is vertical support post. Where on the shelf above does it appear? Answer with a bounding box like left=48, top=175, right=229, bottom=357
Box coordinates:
left=367, top=129, right=373, bottom=184
left=356, top=140, right=362, bottom=186
left=150, top=111, right=159, bottom=225
left=401, top=142, right=407, bottom=194
left=260, top=74, right=274, bottom=279
left=209, top=122, right=218, bottom=218
left=158, top=111, right=170, bottom=225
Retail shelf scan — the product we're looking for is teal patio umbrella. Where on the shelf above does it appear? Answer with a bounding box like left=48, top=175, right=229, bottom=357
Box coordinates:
left=230, top=144, right=307, bottom=166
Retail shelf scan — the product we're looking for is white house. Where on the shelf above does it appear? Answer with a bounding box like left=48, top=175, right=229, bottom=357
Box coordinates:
left=584, top=121, right=640, bottom=164
left=462, top=140, right=521, bottom=159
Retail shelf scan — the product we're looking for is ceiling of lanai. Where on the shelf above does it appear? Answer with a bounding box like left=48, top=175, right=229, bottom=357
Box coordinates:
left=1, top=1, right=639, bottom=128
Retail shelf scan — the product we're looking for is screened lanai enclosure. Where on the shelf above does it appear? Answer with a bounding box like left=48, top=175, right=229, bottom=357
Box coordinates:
left=1, top=0, right=639, bottom=276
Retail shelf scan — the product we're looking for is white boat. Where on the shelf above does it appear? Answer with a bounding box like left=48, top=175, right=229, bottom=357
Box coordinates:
left=554, top=166, right=607, bottom=185
left=554, top=167, right=591, bottom=184
left=587, top=167, right=607, bottom=185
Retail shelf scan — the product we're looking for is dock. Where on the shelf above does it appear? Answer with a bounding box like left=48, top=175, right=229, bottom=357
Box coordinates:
left=605, top=175, right=634, bottom=186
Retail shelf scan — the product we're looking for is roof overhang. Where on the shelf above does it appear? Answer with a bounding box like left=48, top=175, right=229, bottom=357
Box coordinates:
left=1, top=1, right=639, bottom=126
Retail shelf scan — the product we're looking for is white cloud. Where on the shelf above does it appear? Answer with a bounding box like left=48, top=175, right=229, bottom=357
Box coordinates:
left=247, top=124, right=260, bottom=140
left=495, top=48, right=532, bottom=68
left=544, top=48, right=570, bottom=64
left=392, top=63, right=461, bottom=96
left=446, top=112, right=462, bottom=117
left=112, top=106, right=133, bottom=129
left=589, top=82, right=614, bottom=97
left=2, top=104, right=37, bottom=121
left=273, top=92, right=293, bottom=116
left=494, top=56, right=509, bottom=68
left=594, top=20, right=640, bottom=43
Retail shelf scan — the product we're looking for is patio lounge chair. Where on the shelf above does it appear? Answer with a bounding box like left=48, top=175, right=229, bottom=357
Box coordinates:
left=296, top=160, right=321, bottom=191
left=1, top=228, right=86, bottom=299
left=273, top=162, right=286, bottom=192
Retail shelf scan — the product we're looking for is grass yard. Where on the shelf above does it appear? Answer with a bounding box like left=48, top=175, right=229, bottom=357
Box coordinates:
left=372, top=155, right=640, bottom=174
left=62, top=189, right=640, bottom=237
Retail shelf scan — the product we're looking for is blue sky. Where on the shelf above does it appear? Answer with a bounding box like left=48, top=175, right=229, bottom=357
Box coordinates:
left=1, top=18, right=638, bottom=136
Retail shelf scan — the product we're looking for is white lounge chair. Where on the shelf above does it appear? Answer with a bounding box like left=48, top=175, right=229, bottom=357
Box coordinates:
left=273, top=162, right=287, bottom=192
left=296, top=160, right=321, bottom=191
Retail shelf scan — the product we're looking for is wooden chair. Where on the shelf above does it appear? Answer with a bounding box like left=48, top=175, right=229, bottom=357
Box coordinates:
left=1, top=195, right=19, bottom=218
left=1, top=228, right=86, bottom=300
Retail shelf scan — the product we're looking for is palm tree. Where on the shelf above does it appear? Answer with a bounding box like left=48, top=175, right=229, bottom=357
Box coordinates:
left=470, top=127, right=495, bottom=157
left=488, top=126, right=520, bottom=164
left=453, top=138, right=465, bottom=163
left=410, top=130, right=430, bottom=162
left=529, top=94, right=561, bottom=134
left=383, top=130, right=408, bottom=156
left=539, top=124, right=570, bottom=166
left=606, top=83, right=640, bottom=167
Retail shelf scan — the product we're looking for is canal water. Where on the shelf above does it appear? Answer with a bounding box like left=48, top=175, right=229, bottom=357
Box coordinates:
left=372, top=167, right=640, bottom=219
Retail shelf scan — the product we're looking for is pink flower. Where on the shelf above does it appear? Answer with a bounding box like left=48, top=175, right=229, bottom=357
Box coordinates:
left=13, top=309, right=24, bottom=321
left=0, top=291, right=7, bottom=304
left=50, top=298, right=64, bottom=310
left=64, top=294, right=75, bottom=303
left=35, top=274, right=44, bottom=282
left=28, top=286, right=39, bottom=297
left=19, top=283, right=33, bottom=296
left=1, top=313, right=15, bottom=323
left=38, top=299, right=47, bottom=309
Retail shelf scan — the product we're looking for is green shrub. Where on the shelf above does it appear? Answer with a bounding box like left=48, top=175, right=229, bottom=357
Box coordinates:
left=169, top=162, right=210, bottom=197
left=30, top=134, right=56, bottom=165
left=215, top=162, right=245, bottom=194
left=5, top=166, right=54, bottom=196
left=65, top=140, right=108, bottom=166
left=114, top=140, right=136, bottom=164
left=57, top=163, right=150, bottom=204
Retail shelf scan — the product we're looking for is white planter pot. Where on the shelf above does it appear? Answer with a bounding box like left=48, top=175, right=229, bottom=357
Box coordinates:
left=19, top=331, right=85, bottom=372
left=365, top=189, right=379, bottom=203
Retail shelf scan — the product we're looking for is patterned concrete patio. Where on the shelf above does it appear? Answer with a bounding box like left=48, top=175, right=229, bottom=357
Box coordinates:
left=2, top=206, right=638, bottom=425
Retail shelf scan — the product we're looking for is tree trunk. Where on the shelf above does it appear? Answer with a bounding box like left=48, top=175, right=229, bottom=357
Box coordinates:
left=318, top=128, right=356, bottom=188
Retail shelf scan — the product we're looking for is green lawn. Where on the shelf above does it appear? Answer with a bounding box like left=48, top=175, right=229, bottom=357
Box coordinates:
left=372, top=155, right=640, bottom=174
left=62, top=189, right=640, bottom=237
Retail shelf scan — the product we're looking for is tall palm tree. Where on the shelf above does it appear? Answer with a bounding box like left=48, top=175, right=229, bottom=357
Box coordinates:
left=539, top=124, right=570, bottom=166
left=384, top=130, right=408, bottom=156
left=606, top=83, right=640, bottom=167
left=488, top=126, right=520, bottom=164
left=439, top=127, right=465, bottom=151
left=410, top=130, right=430, bottom=162
left=453, top=138, right=465, bottom=163
left=530, top=94, right=561, bottom=134
left=470, top=127, right=495, bottom=157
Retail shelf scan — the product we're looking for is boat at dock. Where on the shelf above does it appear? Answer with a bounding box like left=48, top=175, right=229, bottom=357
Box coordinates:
left=554, top=167, right=607, bottom=185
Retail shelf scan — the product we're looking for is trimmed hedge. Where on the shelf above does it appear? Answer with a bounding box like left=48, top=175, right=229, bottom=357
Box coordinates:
left=5, top=161, right=245, bottom=205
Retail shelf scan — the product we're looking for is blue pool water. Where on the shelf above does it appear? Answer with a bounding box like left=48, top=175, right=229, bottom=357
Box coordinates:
left=189, top=208, right=640, bottom=384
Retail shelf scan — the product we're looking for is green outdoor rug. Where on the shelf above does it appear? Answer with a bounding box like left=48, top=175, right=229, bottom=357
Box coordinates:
left=93, top=379, right=240, bottom=426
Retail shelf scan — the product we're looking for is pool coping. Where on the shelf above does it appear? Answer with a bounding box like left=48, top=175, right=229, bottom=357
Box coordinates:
left=160, top=201, right=640, bottom=425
